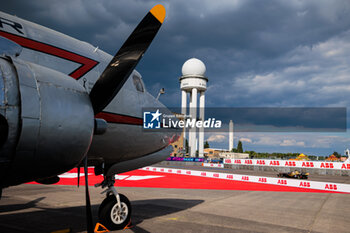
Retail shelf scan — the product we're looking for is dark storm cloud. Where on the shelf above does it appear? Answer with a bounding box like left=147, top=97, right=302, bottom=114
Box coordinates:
left=3, top=1, right=350, bottom=104
left=141, top=0, right=350, bottom=107
left=1, top=0, right=155, bottom=46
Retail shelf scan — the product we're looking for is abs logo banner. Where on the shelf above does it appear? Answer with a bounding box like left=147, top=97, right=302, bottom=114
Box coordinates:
left=143, top=109, right=162, bottom=129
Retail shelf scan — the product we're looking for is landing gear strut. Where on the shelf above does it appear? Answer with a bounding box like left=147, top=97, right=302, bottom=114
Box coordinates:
left=95, top=176, right=132, bottom=230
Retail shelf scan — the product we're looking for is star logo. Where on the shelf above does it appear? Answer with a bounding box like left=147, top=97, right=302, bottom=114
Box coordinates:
left=150, top=109, right=162, bottom=122
left=143, top=109, right=162, bottom=129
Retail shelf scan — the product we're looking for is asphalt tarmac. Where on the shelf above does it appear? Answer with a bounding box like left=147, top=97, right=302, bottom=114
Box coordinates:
left=1, top=166, right=349, bottom=233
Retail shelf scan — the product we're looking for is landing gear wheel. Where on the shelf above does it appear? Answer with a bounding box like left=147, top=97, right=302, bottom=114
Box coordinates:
left=98, top=194, right=131, bottom=230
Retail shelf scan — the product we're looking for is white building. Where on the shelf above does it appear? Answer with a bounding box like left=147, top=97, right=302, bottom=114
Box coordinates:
left=220, top=152, right=249, bottom=159
left=204, top=148, right=249, bottom=159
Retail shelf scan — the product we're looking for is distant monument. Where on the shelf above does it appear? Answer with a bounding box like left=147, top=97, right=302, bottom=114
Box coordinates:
left=229, top=120, right=234, bottom=151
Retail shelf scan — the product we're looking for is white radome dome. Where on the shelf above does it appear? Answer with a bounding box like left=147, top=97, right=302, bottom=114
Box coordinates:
left=181, top=58, right=206, bottom=76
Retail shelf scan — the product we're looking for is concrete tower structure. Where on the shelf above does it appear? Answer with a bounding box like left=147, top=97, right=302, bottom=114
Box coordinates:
left=229, top=120, right=234, bottom=151
left=180, top=58, right=208, bottom=157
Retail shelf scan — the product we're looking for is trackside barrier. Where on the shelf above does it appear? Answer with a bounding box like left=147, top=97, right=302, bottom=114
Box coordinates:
left=202, top=163, right=224, bottom=168
left=224, top=159, right=350, bottom=170
left=166, top=157, right=205, bottom=162
left=141, top=166, right=350, bottom=193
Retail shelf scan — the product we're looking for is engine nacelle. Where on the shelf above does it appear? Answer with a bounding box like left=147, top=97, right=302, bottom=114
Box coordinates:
left=0, top=57, right=94, bottom=187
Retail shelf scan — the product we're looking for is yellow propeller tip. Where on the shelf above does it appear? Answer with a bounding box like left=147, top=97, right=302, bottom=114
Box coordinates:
left=150, top=4, right=166, bottom=23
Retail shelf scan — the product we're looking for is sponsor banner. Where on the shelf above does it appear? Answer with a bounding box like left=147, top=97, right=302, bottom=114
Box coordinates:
left=142, top=166, right=350, bottom=193
left=224, top=159, right=350, bottom=170
left=166, top=157, right=205, bottom=162
left=202, top=163, right=224, bottom=168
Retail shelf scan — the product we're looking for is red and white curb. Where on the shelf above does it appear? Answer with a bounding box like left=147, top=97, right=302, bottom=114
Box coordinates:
left=202, top=163, right=224, bottom=168
left=224, top=159, right=350, bottom=170
left=142, top=166, right=350, bottom=193
left=115, top=175, right=164, bottom=181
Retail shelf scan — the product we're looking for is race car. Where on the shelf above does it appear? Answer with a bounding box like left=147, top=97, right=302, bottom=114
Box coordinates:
left=277, top=170, right=309, bottom=179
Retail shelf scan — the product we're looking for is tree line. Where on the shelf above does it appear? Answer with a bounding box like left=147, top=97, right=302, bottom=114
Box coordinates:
left=204, top=139, right=342, bottom=160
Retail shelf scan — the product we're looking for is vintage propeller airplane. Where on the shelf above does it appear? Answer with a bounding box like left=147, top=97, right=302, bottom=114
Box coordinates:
left=0, top=4, right=180, bottom=231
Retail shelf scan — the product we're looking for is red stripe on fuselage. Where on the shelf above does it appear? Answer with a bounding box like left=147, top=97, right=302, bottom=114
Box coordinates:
left=0, top=30, right=99, bottom=79
left=0, top=31, right=143, bottom=126
left=96, top=112, right=143, bottom=125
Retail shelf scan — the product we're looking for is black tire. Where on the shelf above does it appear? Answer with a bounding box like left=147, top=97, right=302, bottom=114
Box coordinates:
left=98, top=194, right=132, bottom=230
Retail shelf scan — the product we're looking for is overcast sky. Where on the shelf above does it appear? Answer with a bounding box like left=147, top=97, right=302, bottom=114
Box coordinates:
left=3, top=0, right=350, bottom=155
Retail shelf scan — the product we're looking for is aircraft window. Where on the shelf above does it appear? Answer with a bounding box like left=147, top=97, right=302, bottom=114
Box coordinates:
left=0, top=114, right=8, bottom=149
left=133, top=75, right=144, bottom=92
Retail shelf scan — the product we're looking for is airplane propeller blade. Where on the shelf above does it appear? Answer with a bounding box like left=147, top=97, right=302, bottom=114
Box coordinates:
left=84, top=156, right=94, bottom=233
left=89, top=4, right=166, bottom=114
